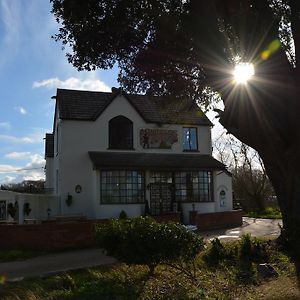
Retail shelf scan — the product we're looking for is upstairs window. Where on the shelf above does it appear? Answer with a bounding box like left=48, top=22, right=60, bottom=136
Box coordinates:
left=183, top=127, right=198, bottom=151
left=109, top=116, right=133, bottom=149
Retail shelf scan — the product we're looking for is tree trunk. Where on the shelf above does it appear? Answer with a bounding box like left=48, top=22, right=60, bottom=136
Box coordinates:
left=263, top=152, right=300, bottom=234
left=218, top=51, right=300, bottom=251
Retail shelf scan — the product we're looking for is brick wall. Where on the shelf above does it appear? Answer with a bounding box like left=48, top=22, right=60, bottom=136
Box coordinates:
left=0, top=214, right=180, bottom=251
left=152, top=213, right=180, bottom=223
left=0, top=220, right=107, bottom=251
left=190, top=210, right=243, bottom=230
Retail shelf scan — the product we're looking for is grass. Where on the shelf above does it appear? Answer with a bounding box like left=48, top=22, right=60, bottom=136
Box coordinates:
left=0, top=250, right=49, bottom=263
left=244, top=207, right=282, bottom=219
left=0, top=237, right=299, bottom=299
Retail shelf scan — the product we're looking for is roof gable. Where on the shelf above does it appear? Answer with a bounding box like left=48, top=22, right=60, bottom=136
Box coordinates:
left=56, top=88, right=213, bottom=126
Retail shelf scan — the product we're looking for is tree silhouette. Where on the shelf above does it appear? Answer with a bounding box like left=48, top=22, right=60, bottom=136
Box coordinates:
left=51, top=0, right=300, bottom=246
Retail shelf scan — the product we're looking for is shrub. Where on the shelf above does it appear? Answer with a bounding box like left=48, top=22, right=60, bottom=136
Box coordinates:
left=94, top=217, right=204, bottom=273
left=204, top=238, right=227, bottom=265
left=119, top=210, right=128, bottom=219
left=239, top=234, right=267, bottom=262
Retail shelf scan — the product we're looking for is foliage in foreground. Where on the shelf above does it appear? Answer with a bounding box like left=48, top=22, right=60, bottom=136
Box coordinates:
left=94, top=217, right=204, bottom=272
left=0, top=236, right=298, bottom=300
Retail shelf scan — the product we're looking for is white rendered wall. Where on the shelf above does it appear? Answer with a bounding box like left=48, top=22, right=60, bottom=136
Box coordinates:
left=181, top=202, right=216, bottom=224
left=45, top=157, right=54, bottom=190
left=213, top=171, right=233, bottom=212
left=57, top=94, right=213, bottom=218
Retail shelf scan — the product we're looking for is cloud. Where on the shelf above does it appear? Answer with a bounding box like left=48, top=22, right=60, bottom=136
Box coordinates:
left=5, top=152, right=31, bottom=160
left=0, top=135, right=34, bottom=144
left=0, top=129, right=45, bottom=145
left=0, top=122, right=11, bottom=130
left=0, top=176, right=16, bottom=184
left=14, top=106, right=27, bottom=115
left=0, top=164, right=19, bottom=173
left=22, top=154, right=45, bottom=181
left=0, top=0, right=21, bottom=68
left=0, top=154, right=45, bottom=184
left=33, top=76, right=111, bottom=92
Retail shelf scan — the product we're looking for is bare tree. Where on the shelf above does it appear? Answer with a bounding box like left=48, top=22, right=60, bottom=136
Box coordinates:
left=214, top=132, right=274, bottom=212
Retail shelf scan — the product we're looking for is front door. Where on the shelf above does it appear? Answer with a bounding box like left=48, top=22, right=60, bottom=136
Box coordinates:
left=149, top=182, right=173, bottom=215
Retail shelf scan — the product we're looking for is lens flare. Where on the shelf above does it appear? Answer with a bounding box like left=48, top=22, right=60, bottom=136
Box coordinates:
left=233, top=63, right=255, bottom=84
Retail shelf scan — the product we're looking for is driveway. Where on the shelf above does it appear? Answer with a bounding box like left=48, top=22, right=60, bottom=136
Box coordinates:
left=200, top=217, right=282, bottom=241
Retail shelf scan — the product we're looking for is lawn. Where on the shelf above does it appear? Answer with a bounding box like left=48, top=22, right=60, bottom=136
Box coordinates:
left=0, top=237, right=299, bottom=299
left=0, top=249, right=49, bottom=263
left=244, top=207, right=282, bottom=219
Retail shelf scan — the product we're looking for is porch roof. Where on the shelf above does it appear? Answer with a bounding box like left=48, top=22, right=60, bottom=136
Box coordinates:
left=88, top=151, right=226, bottom=171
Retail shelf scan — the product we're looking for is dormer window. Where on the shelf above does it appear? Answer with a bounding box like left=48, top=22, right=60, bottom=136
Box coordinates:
left=183, top=127, right=198, bottom=151
left=109, top=116, right=133, bottom=149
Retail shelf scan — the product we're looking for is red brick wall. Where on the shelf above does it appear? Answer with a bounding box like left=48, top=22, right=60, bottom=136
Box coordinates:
left=0, top=214, right=180, bottom=251
left=190, top=210, right=243, bottom=230
left=153, top=213, right=180, bottom=223
left=0, top=220, right=107, bottom=251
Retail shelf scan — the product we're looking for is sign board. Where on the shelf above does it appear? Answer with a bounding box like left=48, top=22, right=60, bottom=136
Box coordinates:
left=140, top=129, right=178, bottom=149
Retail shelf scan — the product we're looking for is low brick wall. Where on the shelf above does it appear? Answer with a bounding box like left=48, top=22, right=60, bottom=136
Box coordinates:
left=152, top=212, right=180, bottom=223
left=0, top=214, right=180, bottom=251
left=0, top=220, right=107, bottom=251
left=190, top=210, right=243, bottom=230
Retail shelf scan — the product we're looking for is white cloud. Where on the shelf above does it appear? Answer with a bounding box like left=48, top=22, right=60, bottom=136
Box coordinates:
left=0, top=176, right=16, bottom=184
left=0, top=122, right=11, bottom=130
left=0, top=0, right=21, bottom=68
left=0, top=164, right=19, bottom=173
left=33, top=76, right=111, bottom=92
left=0, top=128, right=45, bottom=145
left=0, top=154, right=45, bottom=184
left=5, top=152, right=31, bottom=160
left=22, top=154, right=45, bottom=181
left=14, top=106, right=27, bottom=115
left=0, top=135, right=36, bottom=144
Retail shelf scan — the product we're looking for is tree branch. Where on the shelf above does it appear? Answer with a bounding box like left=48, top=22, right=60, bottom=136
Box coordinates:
left=290, top=0, right=300, bottom=71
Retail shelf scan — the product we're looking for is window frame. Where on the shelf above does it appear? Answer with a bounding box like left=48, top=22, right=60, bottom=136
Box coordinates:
left=174, top=171, right=213, bottom=203
left=108, top=116, right=134, bottom=150
left=100, top=170, right=145, bottom=204
left=182, top=127, right=198, bottom=151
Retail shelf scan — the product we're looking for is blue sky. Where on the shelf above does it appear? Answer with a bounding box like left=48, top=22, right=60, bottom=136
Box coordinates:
left=0, top=0, right=119, bottom=184
left=0, top=0, right=223, bottom=185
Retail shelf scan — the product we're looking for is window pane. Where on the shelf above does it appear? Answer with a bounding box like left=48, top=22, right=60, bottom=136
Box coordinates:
left=175, top=171, right=212, bottom=202
left=183, top=128, right=198, bottom=150
left=101, top=170, right=145, bottom=204
left=109, top=116, right=133, bottom=149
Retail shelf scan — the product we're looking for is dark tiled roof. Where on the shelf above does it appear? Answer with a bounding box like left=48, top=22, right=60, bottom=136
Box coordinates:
left=56, top=89, right=212, bottom=126
left=45, top=133, right=54, bottom=158
left=89, top=151, right=226, bottom=171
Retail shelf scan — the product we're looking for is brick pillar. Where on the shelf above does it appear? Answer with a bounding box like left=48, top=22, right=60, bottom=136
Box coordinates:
left=189, top=211, right=197, bottom=225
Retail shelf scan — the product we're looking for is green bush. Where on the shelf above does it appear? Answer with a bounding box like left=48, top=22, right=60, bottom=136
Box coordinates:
left=239, top=234, right=267, bottom=262
left=119, top=210, right=128, bottom=219
left=204, top=238, right=227, bottom=265
left=95, top=217, right=204, bottom=272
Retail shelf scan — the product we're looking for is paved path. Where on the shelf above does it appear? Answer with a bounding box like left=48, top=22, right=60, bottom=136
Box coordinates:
left=0, top=217, right=282, bottom=282
left=201, top=217, right=282, bottom=241
left=0, top=248, right=116, bottom=282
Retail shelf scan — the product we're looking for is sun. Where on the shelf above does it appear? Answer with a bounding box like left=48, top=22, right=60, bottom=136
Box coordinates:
left=233, top=63, right=255, bottom=84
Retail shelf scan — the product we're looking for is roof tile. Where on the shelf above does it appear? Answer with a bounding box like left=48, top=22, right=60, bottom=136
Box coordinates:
left=56, top=88, right=212, bottom=126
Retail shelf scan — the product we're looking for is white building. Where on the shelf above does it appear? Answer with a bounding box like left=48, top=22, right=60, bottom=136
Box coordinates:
left=45, top=88, right=233, bottom=223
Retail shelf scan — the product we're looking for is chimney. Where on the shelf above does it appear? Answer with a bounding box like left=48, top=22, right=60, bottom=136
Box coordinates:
left=111, top=87, right=121, bottom=94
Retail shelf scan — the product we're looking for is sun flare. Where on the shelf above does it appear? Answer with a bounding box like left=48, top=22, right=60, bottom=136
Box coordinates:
left=233, top=63, right=255, bottom=84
